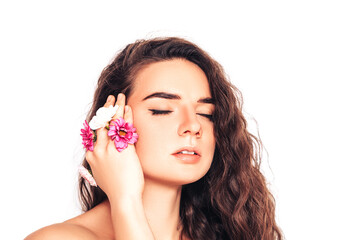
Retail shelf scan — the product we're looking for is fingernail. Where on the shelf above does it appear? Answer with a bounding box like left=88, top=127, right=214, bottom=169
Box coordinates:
left=107, top=95, right=112, bottom=102
left=125, top=105, right=130, bottom=112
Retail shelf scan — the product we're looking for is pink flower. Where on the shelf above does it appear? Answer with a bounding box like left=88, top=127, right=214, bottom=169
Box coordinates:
left=80, top=120, right=95, bottom=151
left=79, top=165, right=97, bottom=187
left=108, top=117, right=138, bottom=152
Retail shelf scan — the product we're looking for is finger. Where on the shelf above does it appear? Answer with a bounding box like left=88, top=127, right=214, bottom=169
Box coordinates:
left=123, top=105, right=133, bottom=124
left=113, top=93, right=125, bottom=120
left=104, top=95, right=115, bottom=107
left=94, top=129, right=108, bottom=150
left=123, top=105, right=137, bottom=150
left=95, top=95, right=115, bottom=148
left=85, top=151, right=94, bottom=165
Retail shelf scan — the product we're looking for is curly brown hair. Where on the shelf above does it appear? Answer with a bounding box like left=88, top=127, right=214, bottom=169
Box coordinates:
left=79, top=37, right=283, bottom=240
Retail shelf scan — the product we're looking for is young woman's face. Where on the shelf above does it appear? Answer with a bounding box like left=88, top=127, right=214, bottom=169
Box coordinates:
left=127, top=59, right=216, bottom=185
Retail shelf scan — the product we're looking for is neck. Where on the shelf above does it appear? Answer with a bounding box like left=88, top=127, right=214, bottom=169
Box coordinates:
left=142, top=177, right=183, bottom=240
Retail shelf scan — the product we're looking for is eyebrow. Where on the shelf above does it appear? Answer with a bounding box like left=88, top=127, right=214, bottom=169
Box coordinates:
left=142, top=92, right=214, bottom=104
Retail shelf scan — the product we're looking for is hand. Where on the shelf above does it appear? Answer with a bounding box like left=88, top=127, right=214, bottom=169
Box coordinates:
left=85, top=93, right=144, bottom=202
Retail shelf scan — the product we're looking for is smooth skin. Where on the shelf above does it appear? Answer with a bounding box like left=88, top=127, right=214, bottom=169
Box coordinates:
left=25, top=59, right=216, bottom=240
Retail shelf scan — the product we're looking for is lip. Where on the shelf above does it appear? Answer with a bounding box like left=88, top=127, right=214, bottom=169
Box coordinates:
left=172, top=146, right=201, bottom=156
left=172, top=147, right=201, bottom=164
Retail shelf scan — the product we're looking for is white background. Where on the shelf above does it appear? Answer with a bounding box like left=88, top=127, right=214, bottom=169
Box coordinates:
left=1, top=1, right=359, bottom=239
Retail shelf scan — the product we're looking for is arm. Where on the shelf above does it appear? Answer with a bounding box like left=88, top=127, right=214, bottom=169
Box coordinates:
left=110, top=197, right=154, bottom=240
left=85, top=94, right=155, bottom=240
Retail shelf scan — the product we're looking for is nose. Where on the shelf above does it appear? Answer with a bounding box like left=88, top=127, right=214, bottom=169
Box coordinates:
left=177, top=108, right=202, bottom=138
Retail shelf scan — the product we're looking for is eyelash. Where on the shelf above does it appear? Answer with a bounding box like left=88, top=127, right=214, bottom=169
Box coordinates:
left=149, top=109, right=213, bottom=121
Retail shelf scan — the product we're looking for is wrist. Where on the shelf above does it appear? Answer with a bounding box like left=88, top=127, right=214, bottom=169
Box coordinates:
left=108, top=195, right=143, bottom=212
left=109, top=195, right=154, bottom=239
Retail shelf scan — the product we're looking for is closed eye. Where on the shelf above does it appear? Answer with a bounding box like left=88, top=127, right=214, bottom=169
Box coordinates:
left=149, top=109, right=213, bottom=121
left=198, top=113, right=213, bottom=121
left=149, top=109, right=172, bottom=115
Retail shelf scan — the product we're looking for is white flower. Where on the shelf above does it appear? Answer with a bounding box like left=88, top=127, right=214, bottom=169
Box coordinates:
left=89, top=105, right=119, bottom=130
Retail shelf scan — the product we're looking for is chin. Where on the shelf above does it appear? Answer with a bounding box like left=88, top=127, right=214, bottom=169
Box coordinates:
left=144, top=168, right=210, bottom=186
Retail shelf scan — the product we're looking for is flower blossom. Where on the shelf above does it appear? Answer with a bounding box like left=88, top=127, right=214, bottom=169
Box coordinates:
left=108, top=117, right=138, bottom=152
left=78, top=165, right=97, bottom=187
left=80, top=120, right=95, bottom=151
left=89, top=105, right=119, bottom=130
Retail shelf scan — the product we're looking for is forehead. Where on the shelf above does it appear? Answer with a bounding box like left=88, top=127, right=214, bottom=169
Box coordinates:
left=130, top=59, right=211, bottom=102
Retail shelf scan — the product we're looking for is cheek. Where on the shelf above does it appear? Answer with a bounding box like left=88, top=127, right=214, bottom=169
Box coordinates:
left=204, top=124, right=216, bottom=149
left=202, top=125, right=216, bottom=168
left=133, top=113, right=168, bottom=163
left=205, top=132, right=216, bottom=163
left=134, top=126, right=161, bottom=157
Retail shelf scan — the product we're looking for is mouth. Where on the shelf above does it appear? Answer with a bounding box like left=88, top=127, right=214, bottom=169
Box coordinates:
left=172, top=147, right=201, bottom=156
left=172, top=147, right=201, bottom=163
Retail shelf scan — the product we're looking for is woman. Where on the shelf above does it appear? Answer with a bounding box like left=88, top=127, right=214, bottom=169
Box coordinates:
left=26, top=37, right=282, bottom=239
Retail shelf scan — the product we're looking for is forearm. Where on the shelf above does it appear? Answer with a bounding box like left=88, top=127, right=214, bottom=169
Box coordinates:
left=110, top=197, right=155, bottom=240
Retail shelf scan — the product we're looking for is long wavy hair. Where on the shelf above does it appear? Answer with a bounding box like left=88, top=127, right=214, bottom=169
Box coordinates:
left=79, top=37, right=282, bottom=240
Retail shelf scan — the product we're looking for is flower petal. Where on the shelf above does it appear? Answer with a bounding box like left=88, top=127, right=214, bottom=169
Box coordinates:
left=80, top=120, right=95, bottom=151
left=78, top=165, right=97, bottom=187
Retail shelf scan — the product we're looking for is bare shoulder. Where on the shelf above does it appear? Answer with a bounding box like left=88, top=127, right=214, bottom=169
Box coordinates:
left=24, top=222, right=98, bottom=240
left=25, top=201, right=113, bottom=240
